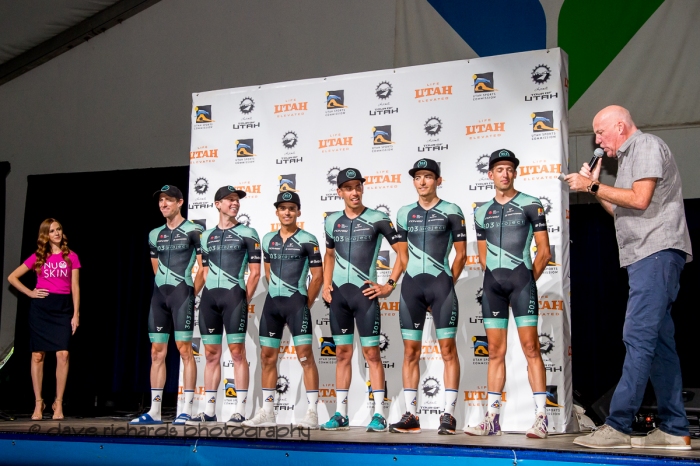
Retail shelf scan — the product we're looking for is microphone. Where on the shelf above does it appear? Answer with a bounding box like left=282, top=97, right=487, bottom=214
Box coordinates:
left=558, top=148, right=605, bottom=185
left=589, top=148, right=604, bottom=171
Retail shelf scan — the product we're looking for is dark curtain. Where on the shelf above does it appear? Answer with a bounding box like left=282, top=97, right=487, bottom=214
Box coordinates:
left=570, top=200, right=700, bottom=406
left=0, top=166, right=189, bottom=416
left=0, top=162, right=10, bottom=337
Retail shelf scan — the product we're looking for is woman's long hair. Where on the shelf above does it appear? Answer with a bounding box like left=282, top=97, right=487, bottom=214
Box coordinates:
left=34, top=218, right=71, bottom=272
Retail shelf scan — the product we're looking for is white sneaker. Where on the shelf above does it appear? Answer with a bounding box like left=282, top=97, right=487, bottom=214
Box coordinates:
left=526, top=413, right=548, bottom=439
left=296, top=410, right=319, bottom=430
left=241, top=409, right=276, bottom=427
left=464, top=412, right=502, bottom=436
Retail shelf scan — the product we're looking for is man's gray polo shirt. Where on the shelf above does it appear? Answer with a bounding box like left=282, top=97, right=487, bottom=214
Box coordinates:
left=612, top=130, right=692, bottom=267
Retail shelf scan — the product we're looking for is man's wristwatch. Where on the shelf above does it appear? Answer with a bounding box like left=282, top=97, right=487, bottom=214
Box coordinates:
left=387, top=279, right=397, bottom=289
left=587, top=181, right=600, bottom=195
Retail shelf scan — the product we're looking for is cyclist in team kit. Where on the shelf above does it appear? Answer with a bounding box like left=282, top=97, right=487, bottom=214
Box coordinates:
left=242, top=192, right=323, bottom=429
left=320, top=168, right=404, bottom=433
left=390, top=159, right=467, bottom=435
left=465, top=149, right=552, bottom=439
left=132, top=185, right=204, bottom=425
left=186, top=186, right=261, bottom=426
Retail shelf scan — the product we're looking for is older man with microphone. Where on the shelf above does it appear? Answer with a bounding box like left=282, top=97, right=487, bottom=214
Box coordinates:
left=566, top=105, right=692, bottom=450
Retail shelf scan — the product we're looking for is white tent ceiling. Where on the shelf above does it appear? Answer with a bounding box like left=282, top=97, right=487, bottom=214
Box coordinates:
left=0, top=0, right=121, bottom=65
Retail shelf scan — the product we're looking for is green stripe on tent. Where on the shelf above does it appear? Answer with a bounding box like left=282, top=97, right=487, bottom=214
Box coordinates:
left=559, top=0, right=664, bottom=107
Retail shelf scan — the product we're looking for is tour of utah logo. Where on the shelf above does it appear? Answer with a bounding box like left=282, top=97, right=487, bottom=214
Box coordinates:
left=277, top=130, right=302, bottom=165
left=525, top=64, right=559, bottom=102
left=370, top=81, right=398, bottom=116
left=419, top=117, right=448, bottom=152
left=320, top=167, right=342, bottom=202
left=233, top=97, right=261, bottom=130
left=468, top=153, right=494, bottom=191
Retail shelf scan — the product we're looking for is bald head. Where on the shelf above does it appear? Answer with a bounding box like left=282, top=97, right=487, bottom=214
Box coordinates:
left=594, top=105, right=636, bottom=129
left=593, top=105, right=638, bottom=157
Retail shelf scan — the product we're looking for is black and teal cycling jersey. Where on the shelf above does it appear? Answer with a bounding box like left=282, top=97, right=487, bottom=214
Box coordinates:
left=201, top=224, right=261, bottom=290
left=474, top=192, right=547, bottom=272
left=149, top=220, right=204, bottom=288
left=396, top=200, right=466, bottom=278
left=474, top=192, right=547, bottom=329
left=324, top=208, right=400, bottom=287
left=262, top=229, right=322, bottom=298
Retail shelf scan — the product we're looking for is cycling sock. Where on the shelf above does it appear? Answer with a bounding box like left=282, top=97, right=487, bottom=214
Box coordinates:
left=236, top=390, right=248, bottom=415
left=306, top=390, right=318, bottom=412
left=204, top=390, right=217, bottom=416
left=262, top=388, right=276, bottom=413
left=533, top=392, right=547, bottom=415
left=373, top=391, right=385, bottom=417
left=183, top=390, right=194, bottom=416
left=404, top=389, right=417, bottom=415
left=336, top=390, right=349, bottom=417
left=444, top=389, right=458, bottom=415
left=487, top=392, right=502, bottom=415
left=148, top=388, right=163, bottom=420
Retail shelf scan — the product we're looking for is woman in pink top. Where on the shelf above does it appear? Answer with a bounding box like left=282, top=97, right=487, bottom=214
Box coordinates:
left=8, top=218, right=80, bottom=421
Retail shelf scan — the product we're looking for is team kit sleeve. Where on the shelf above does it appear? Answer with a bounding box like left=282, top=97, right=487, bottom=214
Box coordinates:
left=246, top=228, right=262, bottom=263
left=190, top=222, right=204, bottom=254
left=200, top=229, right=212, bottom=266
left=395, top=206, right=409, bottom=243
left=474, top=206, right=486, bottom=241
left=148, top=228, right=159, bottom=258
left=377, top=214, right=401, bottom=245
left=262, top=232, right=273, bottom=264
left=305, top=234, right=323, bottom=268
left=525, top=198, right=548, bottom=232
left=324, top=216, right=335, bottom=249
left=449, top=206, right=467, bottom=242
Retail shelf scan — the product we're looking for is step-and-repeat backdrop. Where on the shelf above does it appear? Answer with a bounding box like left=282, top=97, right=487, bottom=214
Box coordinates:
left=181, top=48, right=575, bottom=432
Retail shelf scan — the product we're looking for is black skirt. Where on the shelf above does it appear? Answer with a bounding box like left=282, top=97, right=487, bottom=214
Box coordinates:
left=29, top=294, right=73, bottom=352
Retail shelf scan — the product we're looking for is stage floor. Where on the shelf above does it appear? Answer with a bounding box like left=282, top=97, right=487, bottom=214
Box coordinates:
left=0, top=417, right=698, bottom=464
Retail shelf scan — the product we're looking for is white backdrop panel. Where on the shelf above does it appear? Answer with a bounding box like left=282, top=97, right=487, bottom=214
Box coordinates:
left=182, top=48, right=575, bottom=432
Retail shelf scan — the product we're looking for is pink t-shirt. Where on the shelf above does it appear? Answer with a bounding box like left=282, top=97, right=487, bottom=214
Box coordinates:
left=24, top=251, right=81, bottom=295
